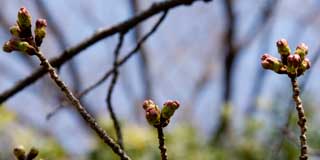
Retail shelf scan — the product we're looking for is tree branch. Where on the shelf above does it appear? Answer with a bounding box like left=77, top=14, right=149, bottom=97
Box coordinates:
left=32, top=50, right=131, bottom=160
left=290, top=77, right=308, bottom=160
left=78, top=11, right=168, bottom=99
left=0, top=0, right=212, bottom=104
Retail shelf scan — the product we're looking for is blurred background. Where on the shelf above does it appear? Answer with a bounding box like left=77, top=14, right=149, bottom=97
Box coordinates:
left=0, top=0, right=320, bottom=159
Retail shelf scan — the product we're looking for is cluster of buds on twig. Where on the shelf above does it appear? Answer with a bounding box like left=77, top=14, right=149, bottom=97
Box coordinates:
left=142, top=99, right=180, bottom=128
left=2, top=7, right=47, bottom=55
left=261, top=39, right=311, bottom=77
left=13, top=145, right=41, bottom=160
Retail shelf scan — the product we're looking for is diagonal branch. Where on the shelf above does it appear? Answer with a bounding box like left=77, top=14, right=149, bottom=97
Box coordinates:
left=0, top=0, right=212, bottom=104
left=32, top=50, right=131, bottom=160
left=78, top=11, right=168, bottom=99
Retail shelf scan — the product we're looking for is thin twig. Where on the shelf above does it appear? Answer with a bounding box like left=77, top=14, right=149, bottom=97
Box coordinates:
left=0, top=0, right=212, bottom=104
left=32, top=50, right=131, bottom=160
left=157, top=126, right=168, bottom=160
left=106, top=33, right=125, bottom=149
left=290, top=77, right=308, bottom=160
left=78, top=11, right=168, bottom=98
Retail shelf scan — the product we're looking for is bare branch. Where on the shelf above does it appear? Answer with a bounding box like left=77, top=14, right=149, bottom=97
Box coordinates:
left=0, top=0, right=212, bottom=104
left=78, top=11, right=168, bottom=99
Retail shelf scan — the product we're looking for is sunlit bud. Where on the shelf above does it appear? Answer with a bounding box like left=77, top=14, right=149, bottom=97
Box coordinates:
left=287, top=54, right=301, bottom=75
left=287, top=54, right=301, bottom=68
left=9, top=24, right=21, bottom=37
left=34, top=19, right=47, bottom=46
left=297, top=58, right=311, bottom=76
left=295, top=43, right=308, bottom=59
left=142, top=99, right=157, bottom=110
left=301, top=58, right=311, bottom=70
left=26, top=147, right=39, bottom=160
left=17, top=7, right=32, bottom=37
left=276, top=39, right=291, bottom=56
left=161, top=100, right=180, bottom=120
left=13, top=145, right=26, bottom=160
left=145, top=107, right=161, bottom=126
left=260, top=54, right=283, bottom=73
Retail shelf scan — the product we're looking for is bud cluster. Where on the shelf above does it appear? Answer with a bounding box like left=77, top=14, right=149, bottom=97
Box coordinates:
left=261, top=39, right=311, bottom=77
left=142, top=99, right=180, bottom=128
left=3, top=7, right=47, bottom=55
left=13, top=145, right=40, bottom=160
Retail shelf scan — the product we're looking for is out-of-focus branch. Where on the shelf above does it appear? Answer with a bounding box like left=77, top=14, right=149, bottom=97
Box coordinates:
left=211, top=0, right=235, bottom=144
left=78, top=11, right=169, bottom=99
left=212, top=0, right=278, bottom=144
left=129, top=0, right=153, bottom=99
left=106, top=33, right=125, bottom=149
left=0, top=0, right=212, bottom=104
left=235, top=0, right=278, bottom=51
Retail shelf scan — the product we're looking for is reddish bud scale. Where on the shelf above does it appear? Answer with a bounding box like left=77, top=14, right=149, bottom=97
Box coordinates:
left=35, top=19, right=47, bottom=46
left=146, top=107, right=161, bottom=125
left=17, top=7, right=32, bottom=38
left=276, top=38, right=290, bottom=56
left=295, top=43, right=309, bottom=59
left=260, top=54, right=282, bottom=72
left=161, top=100, right=180, bottom=120
left=287, top=54, right=301, bottom=68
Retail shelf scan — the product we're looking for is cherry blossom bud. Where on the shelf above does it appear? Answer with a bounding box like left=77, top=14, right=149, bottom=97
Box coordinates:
left=143, top=99, right=156, bottom=110
left=2, top=39, right=36, bottom=55
left=161, top=100, right=180, bottom=120
left=3, top=40, right=14, bottom=52
left=13, top=145, right=26, bottom=160
left=287, top=54, right=301, bottom=75
left=34, top=19, right=47, bottom=46
left=297, top=58, right=311, bottom=76
left=145, top=107, right=161, bottom=125
left=9, top=24, right=21, bottom=37
left=295, top=43, right=308, bottom=59
left=17, top=7, right=32, bottom=37
left=260, top=54, right=283, bottom=73
left=276, top=39, right=291, bottom=56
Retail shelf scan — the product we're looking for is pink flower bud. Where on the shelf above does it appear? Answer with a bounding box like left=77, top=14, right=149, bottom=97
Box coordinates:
left=276, top=38, right=290, bottom=56
left=34, top=19, right=47, bottom=46
left=17, top=7, right=32, bottom=31
left=142, top=99, right=156, bottom=110
left=295, top=43, right=308, bottom=59
left=287, top=54, right=301, bottom=68
left=260, top=54, right=282, bottom=72
left=161, top=100, right=180, bottom=120
left=145, top=107, right=161, bottom=125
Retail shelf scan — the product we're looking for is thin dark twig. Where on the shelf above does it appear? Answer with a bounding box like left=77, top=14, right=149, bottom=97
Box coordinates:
left=157, top=126, right=168, bottom=160
left=0, top=0, right=212, bottom=104
left=106, top=33, right=125, bottom=149
left=78, top=11, right=168, bottom=98
left=290, top=77, right=308, bottom=160
left=32, top=50, right=131, bottom=160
